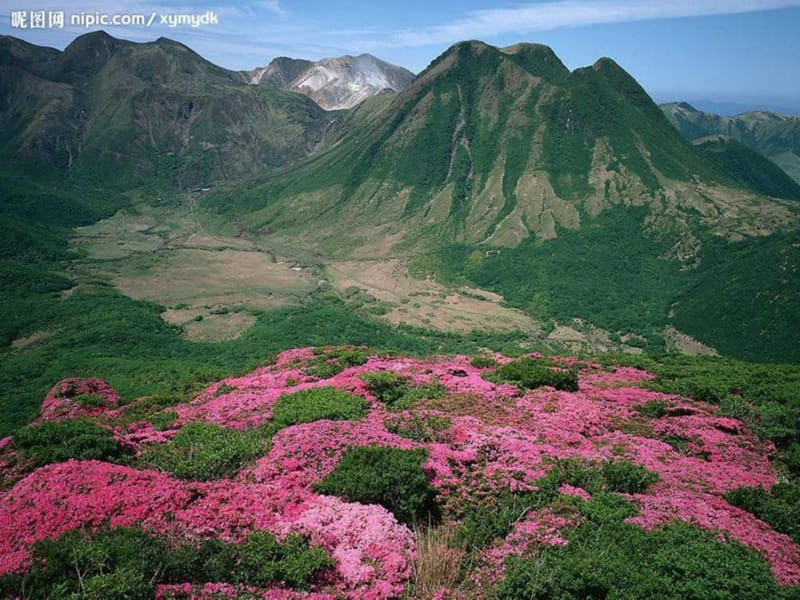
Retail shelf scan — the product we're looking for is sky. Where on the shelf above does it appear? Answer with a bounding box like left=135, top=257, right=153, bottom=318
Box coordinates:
left=1, top=0, right=800, bottom=113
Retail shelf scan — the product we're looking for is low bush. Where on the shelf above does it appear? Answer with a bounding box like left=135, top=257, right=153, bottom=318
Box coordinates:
left=487, top=357, right=579, bottom=391
left=13, top=419, right=126, bottom=467
left=305, top=347, right=369, bottom=378
left=453, top=459, right=658, bottom=551
left=726, top=483, right=800, bottom=544
left=0, top=527, right=164, bottom=599
left=137, top=422, right=266, bottom=480
left=360, top=371, right=446, bottom=410
left=549, top=458, right=660, bottom=495
left=360, top=371, right=410, bottom=406
left=385, top=414, right=451, bottom=442
left=637, top=399, right=669, bottom=418
left=496, top=521, right=787, bottom=599
left=271, top=386, right=368, bottom=429
left=166, top=531, right=333, bottom=590
left=469, top=356, right=498, bottom=369
left=313, top=445, right=440, bottom=526
left=0, top=526, right=333, bottom=599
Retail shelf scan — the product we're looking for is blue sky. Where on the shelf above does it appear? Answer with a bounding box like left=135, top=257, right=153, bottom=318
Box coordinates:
left=2, top=0, right=800, bottom=112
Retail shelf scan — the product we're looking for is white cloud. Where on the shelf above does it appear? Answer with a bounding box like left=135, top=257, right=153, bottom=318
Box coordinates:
left=378, top=0, right=800, bottom=47
left=261, top=0, right=285, bottom=16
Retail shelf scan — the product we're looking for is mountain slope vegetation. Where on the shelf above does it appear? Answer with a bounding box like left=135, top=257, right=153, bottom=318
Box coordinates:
left=661, top=101, right=800, bottom=185
left=200, top=41, right=800, bottom=360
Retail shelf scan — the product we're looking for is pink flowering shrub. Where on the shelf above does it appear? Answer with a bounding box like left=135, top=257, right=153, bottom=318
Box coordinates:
left=39, top=377, right=119, bottom=422
left=0, top=348, right=798, bottom=597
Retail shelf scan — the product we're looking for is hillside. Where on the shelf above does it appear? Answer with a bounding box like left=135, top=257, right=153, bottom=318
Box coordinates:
left=691, top=136, right=800, bottom=201
left=0, top=32, right=336, bottom=189
left=661, top=102, right=800, bottom=184
left=2, top=34, right=800, bottom=434
left=0, top=348, right=799, bottom=598
left=201, top=41, right=800, bottom=361
left=251, top=53, right=415, bottom=110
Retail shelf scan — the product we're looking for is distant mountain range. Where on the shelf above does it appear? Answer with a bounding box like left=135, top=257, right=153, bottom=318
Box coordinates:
left=202, top=40, right=800, bottom=361
left=249, top=54, right=414, bottom=110
left=0, top=32, right=336, bottom=188
left=661, top=102, right=800, bottom=185
left=2, top=32, right=800, bottom=363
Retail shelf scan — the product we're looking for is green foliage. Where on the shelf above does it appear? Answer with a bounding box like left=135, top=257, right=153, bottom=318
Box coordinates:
left=637, top=399, right=669, bottom=418
left=0, top=526, right=332, bottom=599
left=166, top=531, right=333, bottom=591
left=137, top=422, right=267, bottom=480
left=577, top=490, right=639, bottom=523
left=453, top=459, right=657, bottom=552
left=671, top=232, right=800, bottom=363
left=0, top=288, right=528, bottom=437
left=304, top=347, right=369, bottom=378
left=694, top=137, right=800, bottom=201
left=469, top=356, right=498, bottom=368
left=726, top=483, right=800, bottom=544
left=359, top=371, right=446, bottom=410
left=607, top=353, right=800, bottom=475
left=214, top=384, right=237, bottom=397
left=545, top=457, right=660, bottom=495
left=73, top=394, right=109, bottom=409
left=13, top=419, right=125, bottom=467
left=496, top=520, right=787, bottom=599
left=227, top=531, right=333, bottom=590
left=360, top=371, right=411, bottom=406
left=271, top=386, right=368, bottom=429
left=0, top=527, right=164, bottom=600
left=488, top=356, right=579, bottom=391
left=454, top=490, right=549, bottom=552
left=146, top=410, right=178, bottom=431
left=384, top=414, right=451, bottom=442
left=313, top=445, right=440, bottom=526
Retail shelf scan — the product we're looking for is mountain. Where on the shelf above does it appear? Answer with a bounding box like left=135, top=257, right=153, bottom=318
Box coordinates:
left=219, top=41, right=793, bottom=253
left=691, top=136, right=800, bottom=201
left=661, top=102, right=800, bottom=184
left=0, top=32, right=336, bottom=189
left=250, top=53, right=415, bottom=110
left=203, top=41, right=800, bottom=361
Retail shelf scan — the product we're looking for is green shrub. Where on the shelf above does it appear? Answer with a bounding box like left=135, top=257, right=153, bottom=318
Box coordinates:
left=147, top=410, right=178, bottom=431
left=385, top=414, right=451, bottom=442
left=637, top=399, right=669, bottom=418
left=225, top=531, right=334, bottom=590
left=0, top=526, right=333, bottom=598
left=496, top=521, right=786, bottom=599
left=453, top=459, right=657, bottom=552
left=360, top=371, right=410, bottom=406
left=73, top=393, right=110, bottom=408
left=271, top=386, right=368, bottom=429
left=454, top=490, right=547, bottom=551
left=546, top=458, right=659, bottom=495
left=469, top=356, right=498, bottom=368
left=313, top=445, right=439, bottom=526
left=137, top=422, right=266, bottom=480
left=305, top=347, right=369, bottom=378
left=13, top=419, right=126, bottom=467
left=360, top=371, right=446, bottom=410
left=726, top=483, right=800, bottom=544
left=599, top=459, right=661, bottom=494
left=0, top=527, right=164, bottom=599
left=578, top=491, right=639, bottom=523
left=214, top=384, right=237, bottom=397
left=488, top=357, right=579, bottom=391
